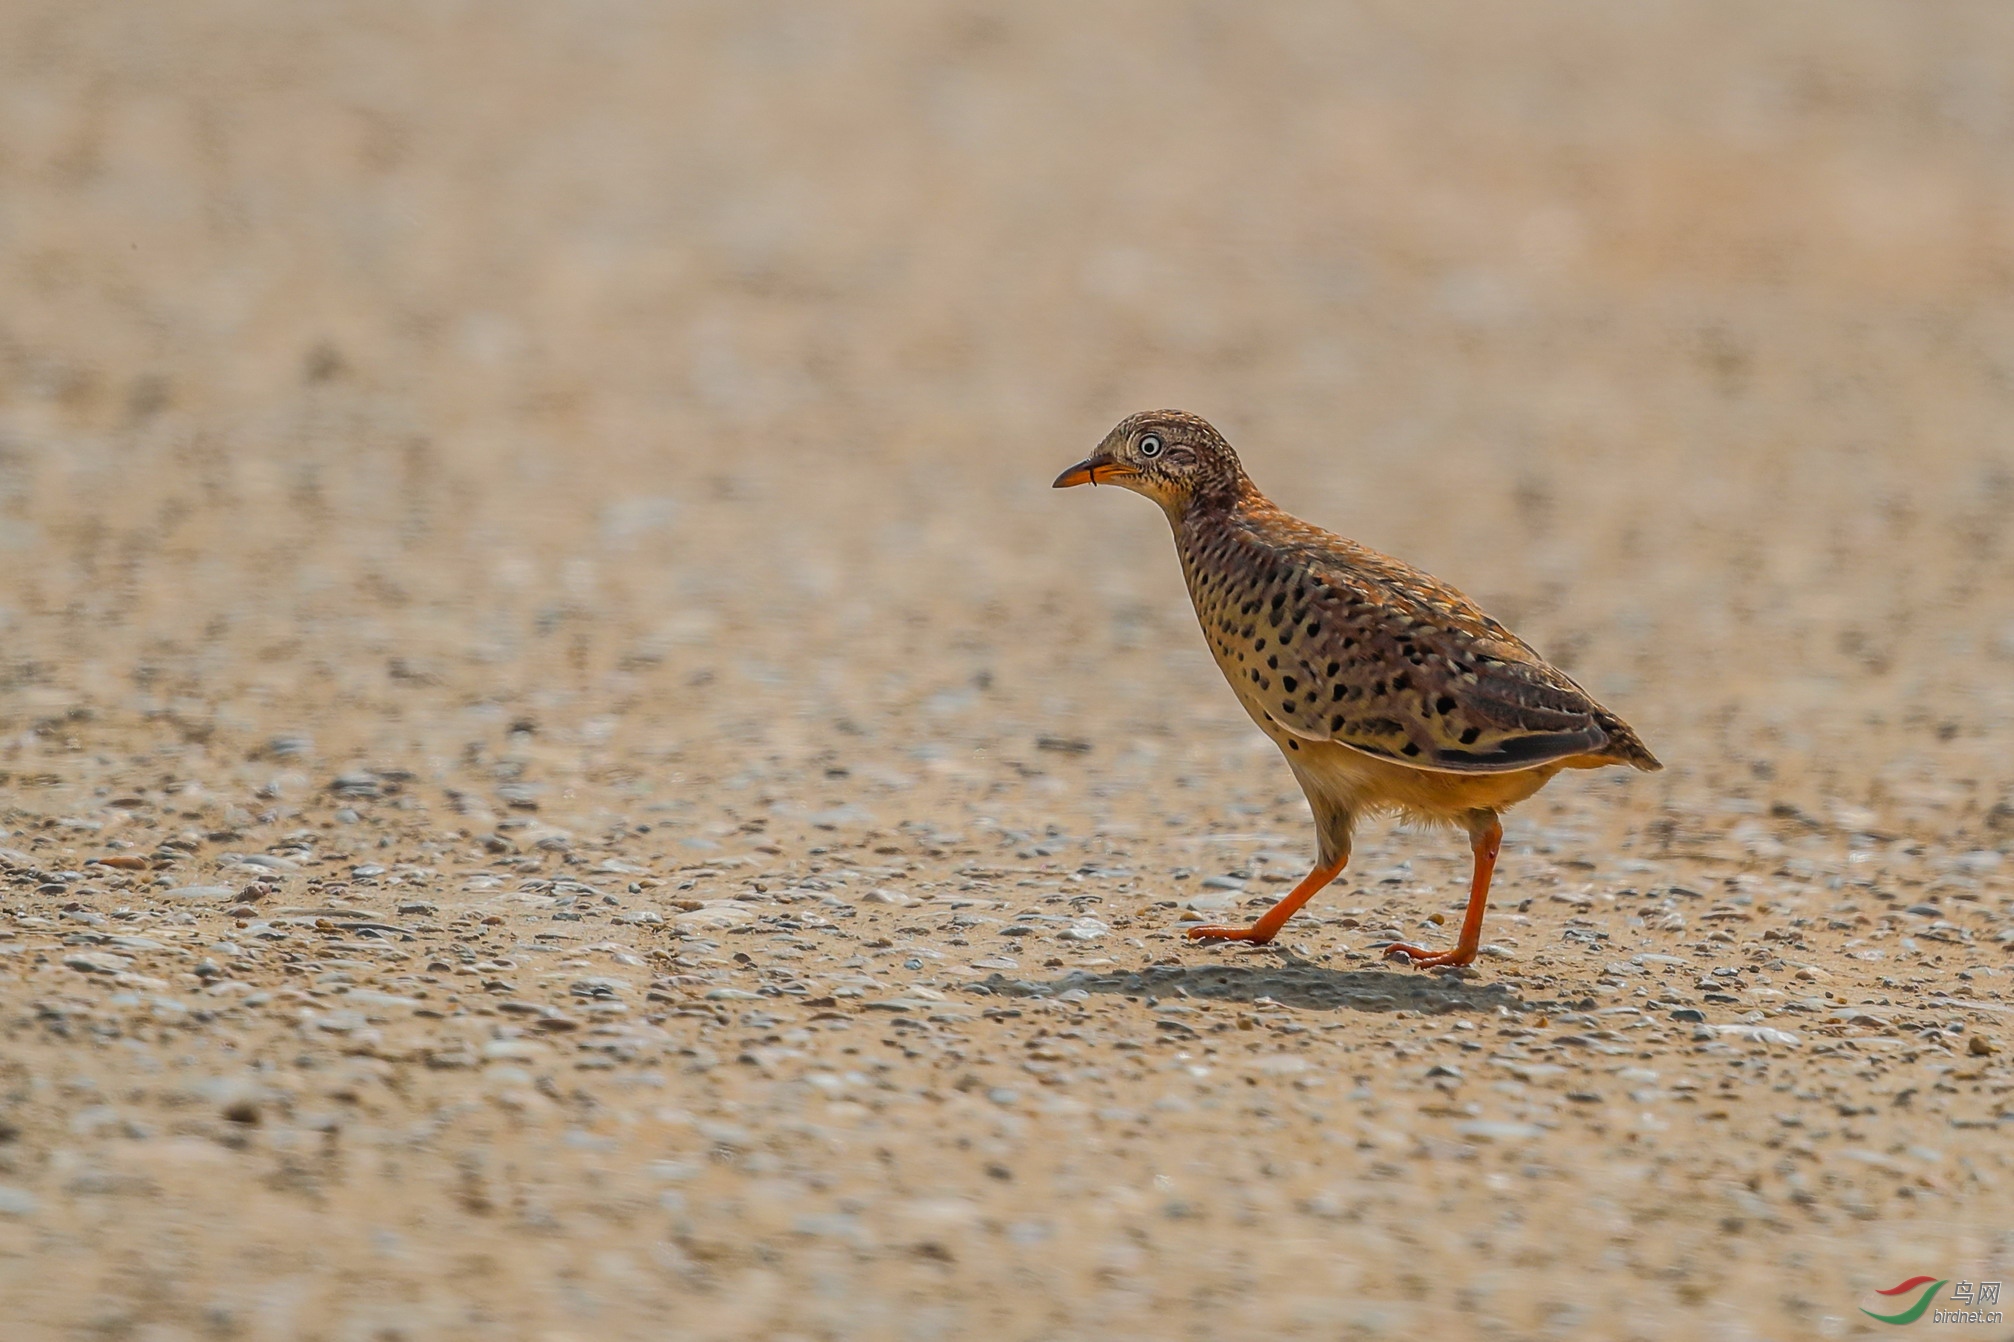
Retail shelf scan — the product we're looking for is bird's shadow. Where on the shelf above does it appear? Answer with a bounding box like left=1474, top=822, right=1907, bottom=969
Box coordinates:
left=975, top=949, right=1564, bottom=1018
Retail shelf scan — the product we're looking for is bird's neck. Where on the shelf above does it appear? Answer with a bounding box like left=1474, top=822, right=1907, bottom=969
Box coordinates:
left=1161, top=466, right=1265, bottom=526
left=1167, top=479, right=1271, bottom=567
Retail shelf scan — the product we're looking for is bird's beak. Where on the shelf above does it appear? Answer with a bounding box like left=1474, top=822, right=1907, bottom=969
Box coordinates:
left=1052, top=457, right=1126, bottom=488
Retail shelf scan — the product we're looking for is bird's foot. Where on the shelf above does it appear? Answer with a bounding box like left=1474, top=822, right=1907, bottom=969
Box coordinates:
left=1185, top=923, right=1276, bottom=944
left=1381, top=941, right=1476, bottom=969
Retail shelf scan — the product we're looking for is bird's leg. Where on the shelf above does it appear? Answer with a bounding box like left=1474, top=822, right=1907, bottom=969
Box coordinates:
left=1186, top=854, right=1347, bottom=945
left=1384, top=813, right=1503, bottom=969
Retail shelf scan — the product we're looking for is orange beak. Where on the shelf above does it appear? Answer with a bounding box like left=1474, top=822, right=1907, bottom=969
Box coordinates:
left=1052, top=458, right=1126, bottom=488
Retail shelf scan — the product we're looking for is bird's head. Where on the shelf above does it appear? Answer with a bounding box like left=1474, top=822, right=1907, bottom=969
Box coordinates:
left=1052, top=410, right=1248, bottom=514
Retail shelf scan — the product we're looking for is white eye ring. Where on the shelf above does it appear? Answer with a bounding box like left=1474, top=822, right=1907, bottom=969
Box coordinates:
left=1138, top=434, right=1163, bottom=458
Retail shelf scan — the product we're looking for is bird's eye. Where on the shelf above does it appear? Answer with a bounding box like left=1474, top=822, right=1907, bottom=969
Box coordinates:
left=1138, top=434, right=1163, bottom=458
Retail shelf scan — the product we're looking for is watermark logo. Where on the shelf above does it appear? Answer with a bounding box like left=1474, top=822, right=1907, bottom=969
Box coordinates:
left=1860, top=1277, right=2003, bottom=1327
left=1862, top=1278, right=1947, bottom=1326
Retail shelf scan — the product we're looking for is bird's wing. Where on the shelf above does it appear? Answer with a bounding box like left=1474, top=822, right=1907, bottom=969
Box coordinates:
left=1242, top=534, right=1654, bottom=774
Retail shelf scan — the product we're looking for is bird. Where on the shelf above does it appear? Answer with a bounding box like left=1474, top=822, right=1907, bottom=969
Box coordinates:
left=1053, top=410, right=1660, bottom=967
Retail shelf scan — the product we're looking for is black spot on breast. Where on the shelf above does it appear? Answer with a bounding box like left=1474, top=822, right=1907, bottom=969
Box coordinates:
left=1288, top=740, right=1300, bottom=750
left=1435, top=696, right=1456, bottom=715
left=1332, top=684, right=1346, bottom=702
left=1270, top=592, right=1287, bottom=609
left=1280, top=701, right=1295, bottom=715
left=1391, top=673, right=1411, bottom=692
left=1400, top=742, right=1421, bottom=757
left=1330, top=715, right=1346, bottom=732
left=1460, top=727, right=1481, bottom=745
left=1371, top=680, right=1386, bottom=696
left=1306, top=622, right=1321, bottom=638
left=1281, top=676, right=1298, bottom=693
left=1340, top=637, right=1356, bottom=650
left=1255, top=638, right=1267, bottom=651
left=1266, top=655, right=1278, bottom=670
left=1325, top=661, right=1340, bottom=676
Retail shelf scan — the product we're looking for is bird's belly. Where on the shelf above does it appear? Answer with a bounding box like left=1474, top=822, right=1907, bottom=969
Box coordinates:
left=1205, top=642, right=1304, bottom=743
left=1288, top=739, right=1563, bottom=822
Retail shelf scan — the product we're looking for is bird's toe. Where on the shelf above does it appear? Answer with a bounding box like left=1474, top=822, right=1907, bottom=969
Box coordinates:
left=1381, top=941, right=1475, bottom=969
left=1185, top=923, right=1271, bottom=943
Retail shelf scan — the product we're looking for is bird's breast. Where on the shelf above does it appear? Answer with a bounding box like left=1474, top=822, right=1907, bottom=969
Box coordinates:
left=1175, top=523, right=1311, bottom=729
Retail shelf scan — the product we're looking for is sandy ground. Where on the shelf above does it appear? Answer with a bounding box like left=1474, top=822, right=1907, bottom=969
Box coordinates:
left=1, top=3, right=2013, bottom=1339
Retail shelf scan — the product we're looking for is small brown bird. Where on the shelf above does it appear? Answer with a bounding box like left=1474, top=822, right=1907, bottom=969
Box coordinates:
left=1054, top=411, right=1660, bottom=966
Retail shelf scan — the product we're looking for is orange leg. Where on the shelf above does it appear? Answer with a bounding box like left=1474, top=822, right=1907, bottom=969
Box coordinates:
left=1384, top=817, right=1502, bottom=969
left=1186, top=855, right=1347, bottom=945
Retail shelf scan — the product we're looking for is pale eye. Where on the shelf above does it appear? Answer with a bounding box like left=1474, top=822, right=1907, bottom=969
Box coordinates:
left=1138, top=434, right=1163, bottom=458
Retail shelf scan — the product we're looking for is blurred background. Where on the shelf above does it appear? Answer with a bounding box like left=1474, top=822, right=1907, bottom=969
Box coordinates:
left=4, top=1, right=2014, bottom=846
left=3, top=1, right=2013, bottom=837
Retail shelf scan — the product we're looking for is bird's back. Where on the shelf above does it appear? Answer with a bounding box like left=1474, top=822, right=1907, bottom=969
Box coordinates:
left=1174, top=494, right=1661, bottom=776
